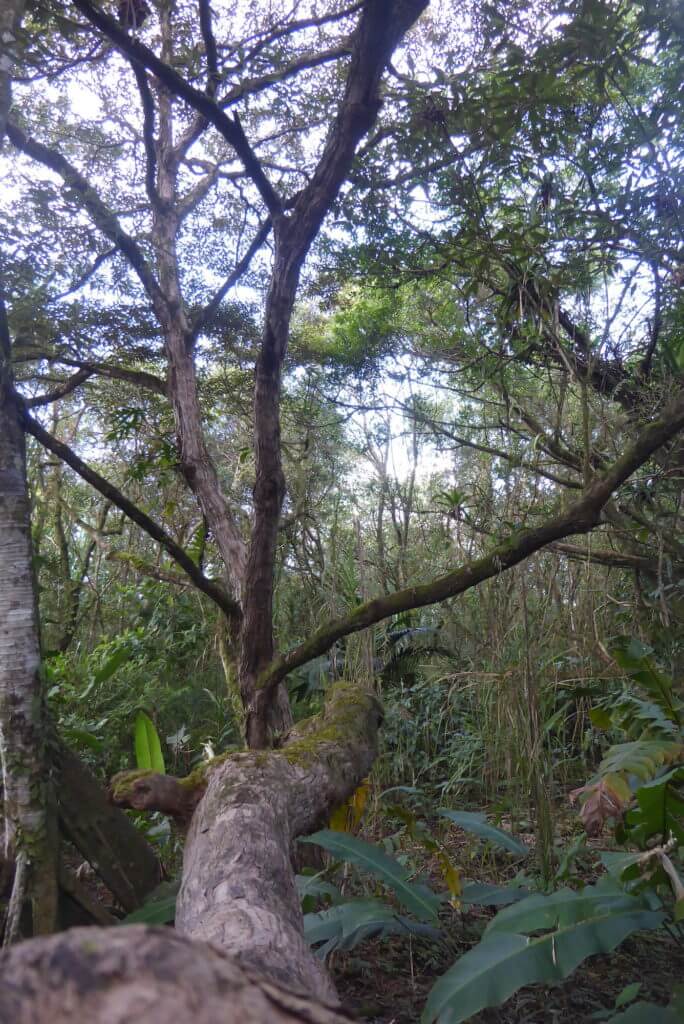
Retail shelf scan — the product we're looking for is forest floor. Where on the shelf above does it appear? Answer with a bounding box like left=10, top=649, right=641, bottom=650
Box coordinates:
left=332, top=810, right=684, bottom=1024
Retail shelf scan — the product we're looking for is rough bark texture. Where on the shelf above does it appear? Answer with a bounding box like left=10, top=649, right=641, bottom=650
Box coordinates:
left=0, top=926, right=355, bottom=1024
left=0, top=0, right=58, bottom=939
left=176, top=683, right=382, bottom=1001
left=0, top=683, right=381, bottom=1019
left=238, top=0, right=429, bottom=747
left=54, top=742, right=160, bottom=913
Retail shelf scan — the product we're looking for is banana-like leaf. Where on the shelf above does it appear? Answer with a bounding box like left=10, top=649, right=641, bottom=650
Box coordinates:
left=301, top=830, right=440, bottom=922
left=606, top=1002, right=680, bottom=1023
left=485, top=879, right=648, bottom=936
left=440, top=810, right=528, bottom=856
left=599, top=740, right=684, bottom=782
left=422, top=908, right=665, bottom=1023
left=134, top=711, right=166, bottom=774
left=460, top=881, right=530, bottom=907
left=305, top=898, right=440, bottom=959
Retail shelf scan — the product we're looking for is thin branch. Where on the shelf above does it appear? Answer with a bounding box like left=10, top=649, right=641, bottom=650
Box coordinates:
left=219, top=46, right=349, bottom=109
left=191, top=218, right=271, bottom=343
left=550, top=541, right=679, bottom=575
left=50, top=247, right=117, bottom=302
left=131, top=62, right=160, bottom=209
left=20, top=407, right=241, bottom=624
left=72, top=0, right=283, bottom=218
left=24, top=368, right=93, bottom=407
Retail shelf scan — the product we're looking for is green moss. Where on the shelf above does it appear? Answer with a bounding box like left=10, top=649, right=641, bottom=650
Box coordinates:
left=109, top=769, right=153, bottom=801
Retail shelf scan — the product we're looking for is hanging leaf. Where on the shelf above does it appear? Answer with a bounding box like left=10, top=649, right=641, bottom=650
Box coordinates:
left=301, top=830, right=441, bottom=922
left=570, top=774, right=632, bottom=836
left=134, top=711, right=166, bottom=774
left=440, top=810, right=529, bottom=856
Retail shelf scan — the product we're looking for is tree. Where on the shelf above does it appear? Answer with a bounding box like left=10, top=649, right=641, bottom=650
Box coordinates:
left=1, top=0, right=684, bottom=1017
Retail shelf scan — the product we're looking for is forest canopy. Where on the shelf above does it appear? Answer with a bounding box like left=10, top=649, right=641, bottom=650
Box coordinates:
left=0, top=1, right=683, bottom=1021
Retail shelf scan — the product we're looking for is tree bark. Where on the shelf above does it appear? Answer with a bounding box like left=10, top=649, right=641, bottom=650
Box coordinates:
left=1, top=682, right=382, bottom=1019
left=0, top=925, right=354, bottom=1024
left=0, top=0, right=58, bottom=940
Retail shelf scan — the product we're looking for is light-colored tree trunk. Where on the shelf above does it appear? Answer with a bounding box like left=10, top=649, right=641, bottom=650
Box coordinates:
left=0, top=0, right=58, bottom=940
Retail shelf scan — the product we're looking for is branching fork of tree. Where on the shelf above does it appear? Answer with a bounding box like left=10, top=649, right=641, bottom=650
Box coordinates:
left=1, top=1, right=683, bottom=1020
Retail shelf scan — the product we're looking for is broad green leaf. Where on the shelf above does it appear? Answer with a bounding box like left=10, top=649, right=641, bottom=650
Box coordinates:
left=606, top=1002, right=680, bottom=1023
left=295, top=874, right=341, bottom=904
left=134, top=711, right=166, bottom=774
left=460, top=881, right=530, bottom=907
left=485, top=880, right=645, bottom=936
left=304, top=898, right=440, bottom=959
left=120, top=881, right=179, bottom=925
left=93, top=647, right=129, bottom=686
left=422, top=908, right=664, bottom=1023
left=302, top=830, right=440, bottom=922
left=440, top=810, right=528, bottom=856
left=615, top=982, right=641, bottom=1009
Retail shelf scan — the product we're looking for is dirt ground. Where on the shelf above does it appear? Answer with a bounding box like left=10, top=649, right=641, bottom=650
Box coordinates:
left=331, top=814, right=684, bottom=1023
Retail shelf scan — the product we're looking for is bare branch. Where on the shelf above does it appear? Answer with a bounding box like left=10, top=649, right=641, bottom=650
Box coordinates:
left=24, top=368, right=93, bottom=407
left=71, top=0, right=283, bottom=218
left=191, top=218, right=271, bottom=343
left=6, top=121, right=166, bottom=314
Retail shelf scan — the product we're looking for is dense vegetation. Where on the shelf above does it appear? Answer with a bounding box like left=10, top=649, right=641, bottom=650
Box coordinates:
left=1, top=0, right=683, bottom=1020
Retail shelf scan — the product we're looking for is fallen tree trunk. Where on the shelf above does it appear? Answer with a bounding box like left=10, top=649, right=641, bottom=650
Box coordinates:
left=0, top=926, right=354, bottom=1024
left=1, top=682, right=383, bottom=1020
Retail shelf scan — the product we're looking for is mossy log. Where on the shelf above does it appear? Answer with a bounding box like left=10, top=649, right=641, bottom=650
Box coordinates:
left=3, top=682, right=383, bottom=1019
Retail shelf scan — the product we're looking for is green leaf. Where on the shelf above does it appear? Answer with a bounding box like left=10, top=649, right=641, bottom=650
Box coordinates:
left=120, top=881, right=179, bottom=925
left=134, top=711, right=166, bottom=774
left=605, top=1002, right=680, bottom=1023
left=301, top=830, right=440, bottom=922
left=615, top=982, right=641, bottom=1009
left=460, top=881, right=530, bottom=907
left=422, top=908, right=665, bottom=1023
left=590, top=707, right=612, bottom=730
left=485, top=880, right=646, bottom=936
left=304, top=898, right=440, bottom=959
left=440, top=810, right=529, bottom=856
left=93, top=646, right=129, bottom=685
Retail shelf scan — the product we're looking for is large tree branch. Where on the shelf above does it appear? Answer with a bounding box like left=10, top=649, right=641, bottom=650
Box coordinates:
left=254, top=388, right=684, bottom=699
left=24, top=368, right=94, bottom=407
left=20, top=407, right=241, bottom=623
left=72, top=0, right=283, bottom=217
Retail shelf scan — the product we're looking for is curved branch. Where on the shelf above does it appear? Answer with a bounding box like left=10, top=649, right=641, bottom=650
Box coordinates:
left=6, top=121, right=165, bottom=313
left=256, top=388, right=684, bottom=697
left=24, top=368, right=93, bottom=407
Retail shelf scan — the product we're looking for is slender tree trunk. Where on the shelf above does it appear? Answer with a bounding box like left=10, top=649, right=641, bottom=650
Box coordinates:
left=0, top=0, right=58, bottom=940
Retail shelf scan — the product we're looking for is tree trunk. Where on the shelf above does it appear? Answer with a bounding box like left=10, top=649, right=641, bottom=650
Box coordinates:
left=0, top=682, right=382, bottom=1019
left=0, top=0, right=58, bottom=941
